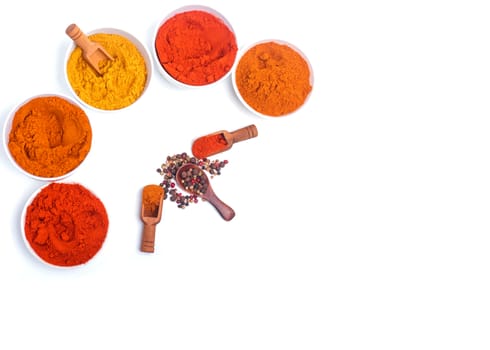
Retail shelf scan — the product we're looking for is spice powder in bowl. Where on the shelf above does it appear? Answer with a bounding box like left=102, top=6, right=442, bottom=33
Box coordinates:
left=65, top=28, right=151, bottom=111
left=232, top=40, right=314, bottom=118
left=3, top=94, right=92, bottom=181
left=21, top=182, right=109, bottom=268
left=154, top=5, right=238, bottom=87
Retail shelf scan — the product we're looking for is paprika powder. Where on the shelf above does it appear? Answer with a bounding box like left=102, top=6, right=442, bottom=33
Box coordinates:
left=23, top=182, right=109, bottom=267
left=234, top=41, right=313, bottom=117
left=192, top=133, right=229, bottom=159
left=191, top=124, right=258, bottom=158
left=154, top=7, right=238, bottom=86
left=7, top=95, right=92, bottom=179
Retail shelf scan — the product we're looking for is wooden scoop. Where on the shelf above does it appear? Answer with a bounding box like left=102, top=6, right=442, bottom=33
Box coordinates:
left=221, top=124, right=258, bottom=145
left=176, top=163, right=235, bottom=221
left=65, top=23, right=114, bottom=75
left=191, top=124, right=258, bottom=158
left=140, top=185, right=164, bottom=253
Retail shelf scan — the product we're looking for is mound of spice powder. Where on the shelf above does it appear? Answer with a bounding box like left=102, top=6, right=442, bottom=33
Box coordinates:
left=7, top=95, right=92, bottom=178
left=142, top=184, right=164, bottom=217
left=66, top=32, right=147, bottom=110
left=157, top=153, right=228, bottom=209
left=234, top=41, right=313, bottom=116
left=191, top=132, right=228, bottom=159
left=154, top=9, right=238, bottom=86
left=24, top=182, right=109, bottom=267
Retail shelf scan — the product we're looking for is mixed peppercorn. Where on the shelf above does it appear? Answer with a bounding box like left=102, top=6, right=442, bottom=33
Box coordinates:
left=157, top=153, right=228, bottom=209
left=177, top=164, right=209, bottom=197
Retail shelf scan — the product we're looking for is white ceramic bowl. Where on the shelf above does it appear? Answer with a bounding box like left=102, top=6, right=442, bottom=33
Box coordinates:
left=153, top=5, right=238, bottom=88
left=65, top=27, right=152, bottom=111
left=3, top=94, right=92, bottom=181
left=232, top=39, right=314, bottom=118
left=21, top=181, right=109, bottom=268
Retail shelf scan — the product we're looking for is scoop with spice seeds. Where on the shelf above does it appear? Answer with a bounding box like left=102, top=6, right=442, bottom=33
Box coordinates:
left=156, top=153, right=228, bottom=209
left=176, top=163, right=235, bottom=221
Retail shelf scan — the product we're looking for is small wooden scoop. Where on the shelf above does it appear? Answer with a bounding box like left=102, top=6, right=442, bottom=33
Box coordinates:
left=191, top=124, right=258, bottom=158
left=221, top=124, right=258, bottom=145
left=65, top=23, right=114, bottom=75
left=176, top=163, right=235, bottom=221
left=140, top=185, right=164, bottom=253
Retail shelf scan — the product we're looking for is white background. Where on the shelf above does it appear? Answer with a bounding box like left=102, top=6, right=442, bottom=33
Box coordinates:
left=1, top=1, right=489, bottom=349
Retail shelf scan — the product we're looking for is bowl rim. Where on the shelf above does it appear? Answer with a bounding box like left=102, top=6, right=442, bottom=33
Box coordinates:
left=152, top=4, right=238, bottom=88
left=21, top=180, right=109, bottom=269
left=64, top=27, right=153, bottom=112
left=3, top=93, right=92, bottom=181
left=231, top=38, right=314, bottom=119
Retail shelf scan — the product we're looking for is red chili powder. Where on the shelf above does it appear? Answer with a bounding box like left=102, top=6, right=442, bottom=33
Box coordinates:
left=24, top=182, right=109, bottom=267
left=155, top=9, right=238, bottom=86
left=192, top=133, right=229, bottom=159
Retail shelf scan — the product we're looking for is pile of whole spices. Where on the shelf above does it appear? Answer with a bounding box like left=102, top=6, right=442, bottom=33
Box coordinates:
left=157, top=153, right=228, bottom=209
left=178, top=165, right=209, bottom=196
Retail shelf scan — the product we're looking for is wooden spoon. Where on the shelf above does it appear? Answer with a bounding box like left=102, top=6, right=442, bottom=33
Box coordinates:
left=140, top=184, right=164, bottom=253
left=192, top=124, right=258, bottom=158
left=65, top=23, right=114, bottom=75
left=176, top=163, right=235, bottom=221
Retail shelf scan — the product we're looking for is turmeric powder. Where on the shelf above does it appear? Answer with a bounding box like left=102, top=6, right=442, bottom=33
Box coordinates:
left=234, top=41, right=313, bottom=117
left=66, top=32, right=147, bottom=110
left=7, top=95, right=92, bottom=178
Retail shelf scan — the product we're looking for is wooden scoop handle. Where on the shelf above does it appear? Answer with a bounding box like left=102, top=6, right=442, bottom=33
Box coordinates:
left=204, top=188, right=236, bottom=221
left=229, top=124, right=258, bottom=143
left=141, top=223, right=156, bottom=253
left=66, top=24, right=96, bottom=52
left=66, top=23, right=114, bottom=75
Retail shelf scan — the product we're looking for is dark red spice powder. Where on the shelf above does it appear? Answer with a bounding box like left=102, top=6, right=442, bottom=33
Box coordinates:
left=24, top=182, right=109, bottom=267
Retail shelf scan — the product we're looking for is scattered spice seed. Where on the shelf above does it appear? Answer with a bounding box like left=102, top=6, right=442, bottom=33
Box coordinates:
left=156, top=152, right=228, bottom=209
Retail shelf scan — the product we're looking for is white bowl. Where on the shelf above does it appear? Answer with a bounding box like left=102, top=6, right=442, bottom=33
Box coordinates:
left=21, top=181, right=109, bottom=268
left=65, top=27, right=152, bottom=111
left=3, top=94, right=92, bottom=181
left=153, top=5, right=238, bottom=88
left=232, top=39, right=314, bottom=118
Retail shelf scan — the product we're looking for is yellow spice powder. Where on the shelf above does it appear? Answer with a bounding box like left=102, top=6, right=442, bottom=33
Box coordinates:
left=66, top=33, right=147, bottom=110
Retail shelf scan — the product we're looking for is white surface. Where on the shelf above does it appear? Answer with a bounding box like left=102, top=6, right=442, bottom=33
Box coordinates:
left=0, top=1, right=489, bottom=349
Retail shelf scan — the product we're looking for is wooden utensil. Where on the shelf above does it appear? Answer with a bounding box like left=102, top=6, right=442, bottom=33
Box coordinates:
left=221, top=124, right=258, bottom=145
left=65, top=23, right=114, bottom=75
left=176, top=163, right=235, bottom=221
left=140, top=184, right=164, bottom=253
left=191, top=124, right=258, bottom=158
